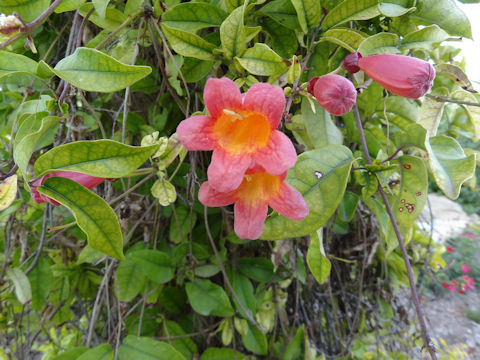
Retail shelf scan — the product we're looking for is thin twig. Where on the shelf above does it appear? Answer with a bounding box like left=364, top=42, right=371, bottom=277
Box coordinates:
left=203, top=206, right=263, bottom=332
left=352, top=102, right=437, bottom=360
left=426, top=93, right=480, bottom=107
left=79, top=91, right=107, bottom=138
left=24, top=207, right=49, bottom=274
left=95, top=12, right=140, bottom=50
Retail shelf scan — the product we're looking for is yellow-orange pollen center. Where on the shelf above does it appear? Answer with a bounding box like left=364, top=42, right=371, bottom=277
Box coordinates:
left=212, top=109, right=271, bottom=154
left=237, top=172, right=282, bottom=206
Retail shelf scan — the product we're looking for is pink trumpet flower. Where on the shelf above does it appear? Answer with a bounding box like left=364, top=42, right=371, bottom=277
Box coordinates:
left=177, top=78, right=297, bottom=192
left=307, top=74, right=357, bottom=116
left=30, top=171, right=107, bottom=206
left=354, top=53, right=435, bottom=99
left=198, top=165, right=308, bottom=240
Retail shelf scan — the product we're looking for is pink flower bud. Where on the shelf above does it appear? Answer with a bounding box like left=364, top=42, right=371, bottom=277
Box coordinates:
left=343, top=52, right=362, bottom=74
left=30, top=171, right=107, bottom=206
left=309, top=74, right=357, bottom=116
left=461, top=263, right=471, bottom=274
left=446, top=246, right=454, bottom=253
left=358, top=54, right=435, bottom=99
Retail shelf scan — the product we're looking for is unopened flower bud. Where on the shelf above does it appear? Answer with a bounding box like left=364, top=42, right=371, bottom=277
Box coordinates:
left=0, top=14, right=22, bottom=41
left=343, top=52, right=362, bottom=74
left=358, top=54, right=435, bottom=99
left=309, top=74, right=357, bottom=116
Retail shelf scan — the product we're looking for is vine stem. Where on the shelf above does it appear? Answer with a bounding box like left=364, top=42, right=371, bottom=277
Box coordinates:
left=352, top=103, right=437, bottom=360
left=426, top=93, right=480, bottom=107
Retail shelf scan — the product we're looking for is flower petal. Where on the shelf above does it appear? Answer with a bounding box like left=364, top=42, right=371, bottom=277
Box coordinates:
left=208, top=149, right=253, bottom=192
left=177, top=115, right=216, bottom=151
left=204, top=78, right=242, bottom=118
left=234, top=200, right=268, bottom=239
left=254, top=130, right=296, bottom=175
left=243, top=83, right=285, bottom=128
left=269, top=183, right=308, bottom=220
left=198, top=181, right=236, bottom=207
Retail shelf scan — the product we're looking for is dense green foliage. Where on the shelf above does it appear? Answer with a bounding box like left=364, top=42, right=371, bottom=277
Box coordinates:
left=0, top=0, right=479, bottom=359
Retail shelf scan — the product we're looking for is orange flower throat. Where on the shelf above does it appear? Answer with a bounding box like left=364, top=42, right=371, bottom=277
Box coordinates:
left=237, top=172, right=281, bottom=205
left=212, top=110, right=271, bottom=154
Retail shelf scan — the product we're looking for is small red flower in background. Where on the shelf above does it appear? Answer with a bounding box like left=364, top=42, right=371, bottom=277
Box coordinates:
left=177, top=78, right=297, bottom=193
left=307, top=74, right=357, bottom=116
left=30, top=171, right=107, bottom=206
left=446, top=246, right=454, bottom=253
left=198, top=165, right=308, bottom=239
left=461, top=263, right=471, bottom=274
left=357, top=54, right=435, bottom=99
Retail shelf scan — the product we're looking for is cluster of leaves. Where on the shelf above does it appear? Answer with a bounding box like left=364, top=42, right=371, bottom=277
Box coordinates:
left=0, top=0, right=479, bottom=359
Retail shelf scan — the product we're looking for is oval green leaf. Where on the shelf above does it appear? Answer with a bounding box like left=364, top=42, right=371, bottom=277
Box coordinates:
left=51, top=47, right=151, bottom=92
left=436, top=64, right=475, bottom=93
left=0, top=51, right=38, bottom=79
left=130, top=249, right=175, bottom=284
left=261, top=145, right=354, bottom=240
left=115, top=257, right=146, bottom=301
left=33, top=140, right=158, bottom=177
left=320, top=28, right=367, bottom=52
left=357, top=32, right=399, bottom=56
left=0, top=175, right=17, bottom=211
left=426, top=135, right=476, bottom=200
left=0, top=0, right=49, bottom=22
left=236, top=43, right=287, bottom=76
left=307, top=230, right=331, bottom=284
left=291, top=0, right=321, bottom=33
left=119, top=336, right=185, bottom=360
left=38, top=177, right=125, bottom=260
left=401, top=25, right=450, bottom=50
left=7, top=267, right=32, bottom=305
left=185, top=279, right=234, bottom=317
left=417, top=87, right=449, bottom=137
left=161, top=24, right=216, bottom=61
left=220, top=5, right=246, bottom=60
left=258, top=0, right=300, bottom=30
left=323, top=0, right=381, bottom=30
left=162, top=3, right=227, bottom=33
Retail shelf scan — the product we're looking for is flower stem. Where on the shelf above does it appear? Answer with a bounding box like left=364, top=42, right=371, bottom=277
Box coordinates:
left=352, top=103, right=437, bottom=360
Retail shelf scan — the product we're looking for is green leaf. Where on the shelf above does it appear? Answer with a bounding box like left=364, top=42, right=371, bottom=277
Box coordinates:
left=258, top=0, right=300, bottom=30
left=401, top=25, right=450, bottom=50
left=375, top=95, right=419, bottom=123
left=116, top=257, right=146, bottom=301
left=261, top=145, right=354, bottom=240
left=307, top=230, right=331, bottom=284
left=181, top=57, right=214, bottom=83
left=320, top=28, right=367, bottom=52
left=151, top=179, right=177, bottom=206
left=7, top=268, right=31, bottom=305
left=119, top=336, right=186, bottom=360
left=201, top=348, right=246, bottom=360
left=283, top=325, right=304, bottom=360
left=417, top=88, right=449, bottom=136
left=301, top=97, right=343, bottom=148
left=34, top=140, right=158, bottom=177
left=241, top=321, right=267, bottom=355
left=261, top=18, right=298, bottom=59
left=38, top=177, right=125, bottom=260
left=436, top=64, right=476, bottom=93
left=426, top=135, right=476, bottom=199
left=236, top=43, right=287, bottom=76
left=394, top=123, right=427, bottom=151
left=451, top=90, right=480, bottom=140
left=0, top=175, right=17, bottom=211
left=185, top=279, right=234, bottom=317
left=14, top=116, right=61, bottom=180
left=51, top=347, right=89, bottom=360
left=385, top=156, right=428, bottom=253
left=77, top=344, right=113, bottom=360
left=231, top=272, right=257, bottom=317
left=27, top=258, right=53, bottom=311
left=162, top=321, right=198, bottom=359
left=0, top=51, right=38, bottom=79
left=378, top=1, right=416, bottom=17
left=238, top=257, right=275, bottom=282
left=79, top=4, right=127, bottom=31
left=357, top=32, right=399, bottom=56
left=50, top=47, right=151, bottom=92
left=225, top=0, right=243, bottom=12
left=323, top=0, right=381, bottom=30
left=130, top=250, right=175, bottom=284
left=162, top=3, right=227, bottom=33
left=55, top=0, right=87, bottom=13
left=412, top=0, right=472, bottom=38
left=161, top=24, right=216, bottom=61
left=290, top=0, right=321, bottom=33
left=169, top=205, right=196, bottom=243
left=220, top=5, right=246, bottom=60
left=0, top=0, right=49, bottom=22
left=93, top=0, right=110, bottom=18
